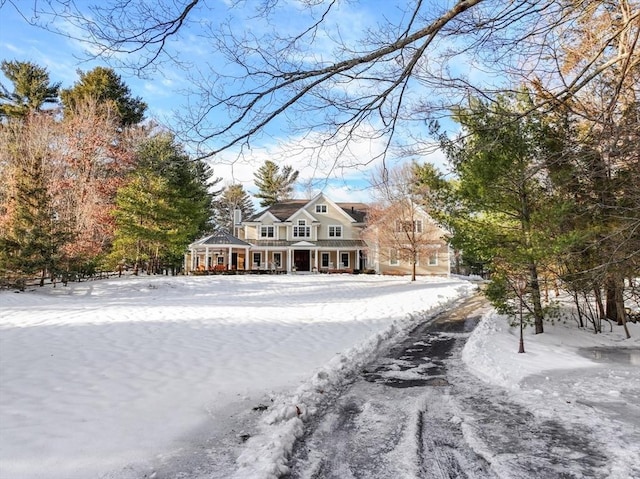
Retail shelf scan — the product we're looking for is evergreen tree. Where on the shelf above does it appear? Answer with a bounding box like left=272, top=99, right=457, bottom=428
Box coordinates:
left=0, top=60, right=60, bottom=119
left=0, top=117, right=67, bottom=288
left=213, top=184, right=255, bottom=232
left=60, top=66, right=146, bottom=127
left=253, top=160, right=298, bottom=207
left=428, top=92, right=562, bottom=334
left=108, top=133, right=218, bottom=273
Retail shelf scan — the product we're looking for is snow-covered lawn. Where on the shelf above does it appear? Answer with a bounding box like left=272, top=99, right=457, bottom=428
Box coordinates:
left=0, top=274, right=472, bottom=478
left=2, top=274, right=638, bottom=478
left=463, top=308, right=640, bottom=478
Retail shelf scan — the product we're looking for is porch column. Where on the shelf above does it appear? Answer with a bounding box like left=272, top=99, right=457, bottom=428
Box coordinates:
left=287, top=249, right=293, bottom=273
left=314, top=248, right=319, bottom=271
left=228, top=246, right=232, bottom=269
left=357, top=248, right=361, bottom=270
left=184, top=252, right=189, bottom=273
left=192, top=248, right=197, bottom=271
left=205, top=247, right=210, bottom=272
left=245, top=247, right=250, bottom=270
left=337, top=249, right=341, bottom=269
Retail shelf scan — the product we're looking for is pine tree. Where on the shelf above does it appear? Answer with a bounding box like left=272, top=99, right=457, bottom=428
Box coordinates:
left=213, top=184, right=255, bottom=232
left=60, top=66, right=146, bottom=127
left=0, top=60, right=60, bottom=119
left=431, top=92, right=562, bottom=333
left=253, top=160, right=298, bottom=207
left=0, top=118, right=68, bottom=287
left=108, top=133, right=218, bottom=273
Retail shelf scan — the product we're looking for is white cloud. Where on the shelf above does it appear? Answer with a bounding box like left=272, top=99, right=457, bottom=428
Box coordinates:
left=207, top=122, right=449, bottom=203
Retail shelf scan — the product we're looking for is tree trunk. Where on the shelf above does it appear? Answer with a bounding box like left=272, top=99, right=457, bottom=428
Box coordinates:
left=593, top=286, right=605, bottom=333
left=613, top=276, right=631, bottom=339
left=528, top=263, right=544, bottom=334
left=594, top=286, right=605, bottom=320
left=605, top=277, right=620, bottom=323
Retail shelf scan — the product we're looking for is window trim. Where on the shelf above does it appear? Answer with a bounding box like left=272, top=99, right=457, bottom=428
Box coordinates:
left=328, top=225, right=343, bottom=238
left=321, top=252, right=330, bottom=268
left=252, top=252, right=262, bottom=267
left=396, top=219, right=423, bottom=233
left=293, top=219, right=310, bottom=238
left=389, top=248, right=400, bottom=266
left=315, top=204, right=328, bottom=213
left=340, top=252, right=349, bottom=268
left=259, top=225, right=276, bottom=239
left=260, top=225, right=275, bottom=238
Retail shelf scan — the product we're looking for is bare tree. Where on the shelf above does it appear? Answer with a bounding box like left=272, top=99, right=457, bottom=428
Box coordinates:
left=10, top=1, right=639, bottom=165
left=365, top=163, right=445, bottom=281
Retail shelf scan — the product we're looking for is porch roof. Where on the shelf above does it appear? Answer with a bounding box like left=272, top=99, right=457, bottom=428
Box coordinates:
left=251, top=239, right=367, bottom=248
left=190, top=229, right=251, bottom=248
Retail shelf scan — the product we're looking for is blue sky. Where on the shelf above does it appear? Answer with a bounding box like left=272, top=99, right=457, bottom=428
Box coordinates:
left=0, top=1, right=452, bottom=204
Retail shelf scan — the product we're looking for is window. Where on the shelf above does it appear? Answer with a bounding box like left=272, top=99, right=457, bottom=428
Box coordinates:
left=260, top=225, right=275, bottom=238
left=293, top=219, right=310, bottom=237
left=273, top=252, right=282, bottom=268
left=253, top=252, right=261, bottom=267
left=428, top=252, right=438, bottom=266
left=321, top=252, right=330, bottom=268
left=328, top=225, right=343, bottom=237
left=315, top=204, right=327, bottom=213
left=341, top=253, right=349, bottom=268
left=217, top=256, right=224, bottom=265
left=396, top=220, right=423, bottom=233
left=389, top=248, right=399, bottom=266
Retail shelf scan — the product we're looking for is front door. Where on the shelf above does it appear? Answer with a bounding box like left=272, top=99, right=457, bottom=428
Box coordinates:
left=294, top=250, right=310, bottom=271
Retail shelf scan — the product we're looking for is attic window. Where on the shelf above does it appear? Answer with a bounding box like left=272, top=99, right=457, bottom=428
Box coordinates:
left=315, top=204, right=328, bottom=213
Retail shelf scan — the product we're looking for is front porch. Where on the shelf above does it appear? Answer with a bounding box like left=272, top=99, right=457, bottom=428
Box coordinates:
left=186, top=233, right=368, bottom=275
left=249, top=240, right=367, bottom=273
left=184, top=230, right=252, bottom=274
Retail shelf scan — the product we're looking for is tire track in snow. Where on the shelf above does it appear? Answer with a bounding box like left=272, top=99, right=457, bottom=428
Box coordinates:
left=283, top=294, right=493, bottom=479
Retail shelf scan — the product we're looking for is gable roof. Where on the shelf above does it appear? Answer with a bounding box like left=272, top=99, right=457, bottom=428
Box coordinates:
left=191, top=229, right=251, bottom=247
left=246, top=196, right=369, bottom=223
left=247, top=200, right=307, bottom=222
left=337, top=202, right=368, bottom=223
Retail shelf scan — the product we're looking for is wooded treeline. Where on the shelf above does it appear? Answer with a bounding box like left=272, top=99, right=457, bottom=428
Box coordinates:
left=415, top=91, right=638, bottom=337
left=0, top=61, right=221, bottom=287
left=0, top=61, right=305, bottom=289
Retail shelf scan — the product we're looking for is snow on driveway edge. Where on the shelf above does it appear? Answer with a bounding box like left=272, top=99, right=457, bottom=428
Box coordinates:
left=232, top=286, right=475, bottom=479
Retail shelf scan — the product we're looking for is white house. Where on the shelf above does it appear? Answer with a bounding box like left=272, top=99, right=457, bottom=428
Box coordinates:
left=184, top=193, right=451, bottom=276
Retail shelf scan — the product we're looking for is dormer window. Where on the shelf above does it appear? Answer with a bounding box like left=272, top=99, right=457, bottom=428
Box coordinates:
left=293, top=219, right=310, bottom=238
left=315, top=204, right=328, bottom=213
left=260, top=226, right=275, bottom=238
